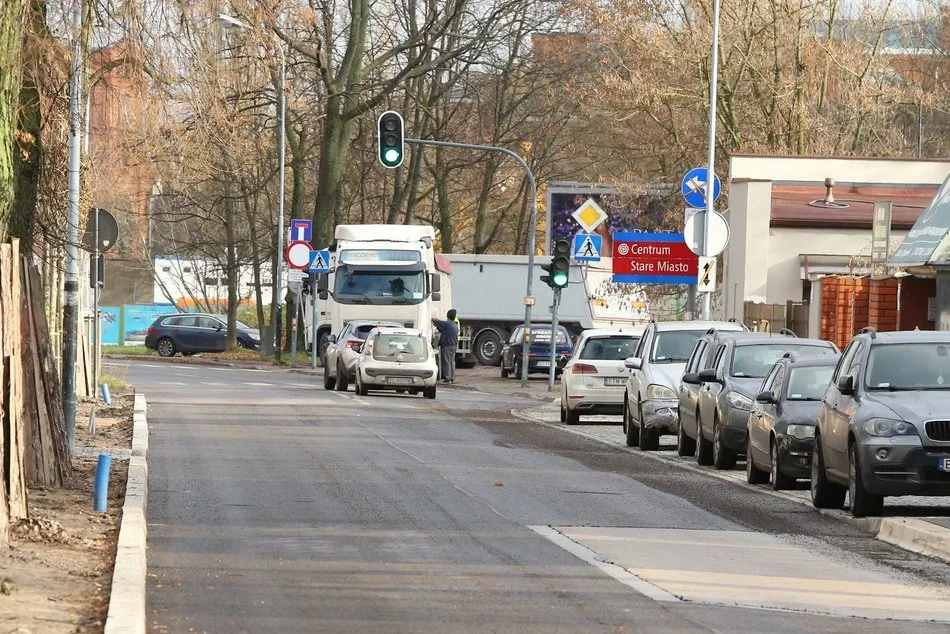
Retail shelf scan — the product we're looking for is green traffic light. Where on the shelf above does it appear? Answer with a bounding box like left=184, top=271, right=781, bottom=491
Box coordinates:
left=384, top=149, right=401, bottom=164
left=552, top=271, right=568, bottom=287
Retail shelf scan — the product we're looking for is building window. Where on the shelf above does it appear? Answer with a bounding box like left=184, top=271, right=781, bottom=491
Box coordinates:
left=204, top=277, right=218, bottom=286
left=183, top=267, right=192, bottom=273
left=162, top=266, right=171, bottom=273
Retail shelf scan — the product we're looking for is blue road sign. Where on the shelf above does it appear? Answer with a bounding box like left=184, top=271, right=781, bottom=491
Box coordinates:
left=681, top=168, right=721, bottom=208
left=309, top=249, right=330, bottom=273
left=290, top=219, right=312, bottom=243
left=572, top=233, right=602, bottom=262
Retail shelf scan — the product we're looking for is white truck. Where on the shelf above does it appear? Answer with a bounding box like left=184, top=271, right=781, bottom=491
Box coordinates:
left=309, top=224, right=452, bottom=364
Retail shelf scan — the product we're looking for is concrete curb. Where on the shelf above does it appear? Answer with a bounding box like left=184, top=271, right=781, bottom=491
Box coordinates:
left=104, top=393, right=149, bottom=634
left=512, top=403, right=950, bottom=563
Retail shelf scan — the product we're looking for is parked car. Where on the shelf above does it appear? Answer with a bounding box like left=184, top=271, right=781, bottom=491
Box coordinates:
left=560, top=327, right=644, bottom=425
left=623, top=320, right=747, bottom=450
left=324, top=320, right=403, bottom=391
left=812, top=328, right=950, bottom=517
left=144, top=313, right=260, bottom=357
left=354, top=327, right=439, bottom=398
left=500, top=325, right=574, bottom=378
left=676, top=327, right=752, bottom=456
left=746, top=353, right=839, bottom=489
left=687, top=333, right=839, bottom=469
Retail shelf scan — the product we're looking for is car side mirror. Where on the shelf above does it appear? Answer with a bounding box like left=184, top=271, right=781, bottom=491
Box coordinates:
left=317, top=272, right=329, bottom=300
left=624, top=357, right=642, bottom=370
left=682, top=372, right=700, bottom=385
left=836, top=374, right=855, bottom=395
left=697, top=369, right=720, bottom=383
left=430, top=273, right=440, bottom=293
left=756, top=390, right=777, bottom=404
left=351, top=343, right=362, bottom=354
left=327, top=334, right=337, bottom=344
left=432, top=291, right=441, bottom=301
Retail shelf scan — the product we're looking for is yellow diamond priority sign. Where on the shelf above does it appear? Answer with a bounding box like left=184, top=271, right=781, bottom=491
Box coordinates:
left=572, top=198, right=608, bottom=233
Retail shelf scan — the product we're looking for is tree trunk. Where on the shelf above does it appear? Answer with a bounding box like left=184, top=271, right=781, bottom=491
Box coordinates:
left=223, top=180, right=238, bottom=350
left=313, top=102, right=354, bottom=246
left=0, top=0, right=28, bottom=242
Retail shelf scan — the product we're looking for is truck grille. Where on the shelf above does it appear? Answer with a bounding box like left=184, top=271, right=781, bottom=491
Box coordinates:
left=925, top=420, right=950, bottom=442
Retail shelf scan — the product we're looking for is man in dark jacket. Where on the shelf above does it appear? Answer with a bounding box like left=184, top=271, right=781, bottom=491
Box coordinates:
left=432, top=309, right=459, bottom=384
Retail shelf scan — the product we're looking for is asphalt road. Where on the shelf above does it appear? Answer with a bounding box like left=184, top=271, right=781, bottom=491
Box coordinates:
left=117, top=360, right=950, bottom=633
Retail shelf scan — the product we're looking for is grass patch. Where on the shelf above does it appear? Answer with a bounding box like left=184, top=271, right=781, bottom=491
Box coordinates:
left=101, top=373, right=129, bottom=394
left=105, top=345, right=153, bottom=356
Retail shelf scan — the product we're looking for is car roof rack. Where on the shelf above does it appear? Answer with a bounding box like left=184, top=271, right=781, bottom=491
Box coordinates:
left=859, top=326, right=877, bottom=339
left=728, top=318, right=751, bottom=331
left=782, top=351, right=798, bottom=360
left=779, top=328, right=797, bottom=337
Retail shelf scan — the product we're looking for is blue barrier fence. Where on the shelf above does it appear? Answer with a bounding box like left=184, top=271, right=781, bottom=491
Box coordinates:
left=100, top=304, right=192, bottom=346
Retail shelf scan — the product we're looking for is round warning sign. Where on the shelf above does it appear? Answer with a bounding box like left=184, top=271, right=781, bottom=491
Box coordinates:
left=285, top=240, right=312, bottom=270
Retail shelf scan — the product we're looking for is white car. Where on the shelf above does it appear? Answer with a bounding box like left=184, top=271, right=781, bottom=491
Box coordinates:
left=324, top=320, right=402, bottom=391
left=560, top=328, right=644, bottom=425
left=354, top=327, right=439, bottom=399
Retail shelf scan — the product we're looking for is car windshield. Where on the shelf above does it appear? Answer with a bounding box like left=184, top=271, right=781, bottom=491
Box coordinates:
left=732, top=343, right=835, bottom=378
left=579, top=336, right=641, bottom=360
left=334, top=268, right=425, bottom=305
left=372, top=334, right=428, bottom=362
left=865, top=343, right=950, bottom=390
left=651, top=330, right=704, bottom=363
left=786, top=366, right=835, bottom=400
left=236, top=320, right=252, bottom=330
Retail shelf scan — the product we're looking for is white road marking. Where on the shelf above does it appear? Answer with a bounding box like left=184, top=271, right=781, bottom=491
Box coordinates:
left=529, top=525, right=681, bottom=603
left=202, top=382, right=228, bottom=387
left=160, top=382, right=187, bottom=386
left=245, top=382, right=274, bottom=387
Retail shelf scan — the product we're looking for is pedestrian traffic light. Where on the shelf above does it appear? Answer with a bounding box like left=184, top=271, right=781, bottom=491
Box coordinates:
left=541, top=239, right=571, bottom=290
left=377, top=111, right=404, bottom=168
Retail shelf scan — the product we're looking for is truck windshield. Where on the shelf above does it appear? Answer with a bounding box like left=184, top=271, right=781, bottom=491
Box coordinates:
left=334, top=269, right=425, bottom=305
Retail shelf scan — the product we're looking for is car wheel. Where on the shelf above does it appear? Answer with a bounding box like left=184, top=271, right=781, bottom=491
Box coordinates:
left=746, top=435, right=769, bottom=485
left=712, top=417, right=738, bottom=470
left=236, top=339, right=247, bottom=349
left=565, top=404, right=580, bottom=425
left=849, top=443, right=884, bottom=518
left=811, top=435, right=846, bottom=509
left=677, top=417, right=696, bottom=457
left=513, top=359, right=523, bottom=380
left=335, top=361, right=349, bottom=392
left=323, top=364, right=336, bottom=390
left=424, top=385, right=437, bottom=399
left=356, top=373, right=368, bottom=396
left=500, top=361, right=509, bottom=378
left=638, top=405, right=659, bottom=451
left=624, top=399, right=639, bottom=447
left=770, top=439, right=795, bottom=490
left=474, top=331, right=503, bottom=366
left=560, top=397, right=566, bottom=423
left=157, top=338, right=177, bottom=357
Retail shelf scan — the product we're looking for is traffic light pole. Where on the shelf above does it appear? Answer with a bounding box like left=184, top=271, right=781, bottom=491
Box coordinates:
left=405, top=138, right=538, bottom=388
left=548, top=287, right=561, bottom=392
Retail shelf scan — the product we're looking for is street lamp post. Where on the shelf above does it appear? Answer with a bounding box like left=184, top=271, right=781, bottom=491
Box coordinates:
left=218, top=13, right=287, bottom=363
left=701, top=0, right=721, bottom=321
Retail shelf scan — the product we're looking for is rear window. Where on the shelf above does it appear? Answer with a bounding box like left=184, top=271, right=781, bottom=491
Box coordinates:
left=579, top=336, right=641, bottom=360
left=372, top=334, right=428, bottom=362
left=732, top=343, right=836, bottom=378
left=532, top=328, right=569, bottom=345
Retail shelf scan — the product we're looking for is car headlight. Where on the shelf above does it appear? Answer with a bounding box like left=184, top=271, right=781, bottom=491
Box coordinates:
left=645, top=384, right=676, bottom=400
left=785, top=424, right=815, bottom=440
left=725, top=392, right=753, bottom=411
left=863, top=418, right=918, bottom=438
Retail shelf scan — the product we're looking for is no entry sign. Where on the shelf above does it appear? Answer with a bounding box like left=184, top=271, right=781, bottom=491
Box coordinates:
left=612, top=232, right=699, bottom=285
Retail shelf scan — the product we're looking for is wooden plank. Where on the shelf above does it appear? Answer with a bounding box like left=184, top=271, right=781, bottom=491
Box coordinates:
left=0, top=243, right=8, bottom=545
left=23, top=263, right=55, bottom=486
left=6, top=240, right=27, bottom=519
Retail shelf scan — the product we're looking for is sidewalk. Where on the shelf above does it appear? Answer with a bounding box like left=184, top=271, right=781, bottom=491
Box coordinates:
left=514, top=400, right=950, bottom=565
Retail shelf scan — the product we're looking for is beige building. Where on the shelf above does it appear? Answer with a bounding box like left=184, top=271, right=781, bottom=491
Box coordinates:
left=723, top=155, right=950, bottom=328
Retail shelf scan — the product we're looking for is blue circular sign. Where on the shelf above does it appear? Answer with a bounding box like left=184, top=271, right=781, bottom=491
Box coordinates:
left=681, top=168, right=721, bottom=208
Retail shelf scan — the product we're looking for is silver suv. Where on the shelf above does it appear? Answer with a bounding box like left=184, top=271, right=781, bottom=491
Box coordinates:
left=623, top=320, right=746, bottom=450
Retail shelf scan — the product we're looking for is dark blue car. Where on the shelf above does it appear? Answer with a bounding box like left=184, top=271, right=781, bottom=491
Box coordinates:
left=500, top=325, right=574, bottom=378
left=144, top=313, right=261, bottom=357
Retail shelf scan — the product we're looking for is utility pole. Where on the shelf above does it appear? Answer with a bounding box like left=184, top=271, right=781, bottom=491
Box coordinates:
left=547, top=288, right=561, bottom=391
left=701, top=0, right=722, bottom=321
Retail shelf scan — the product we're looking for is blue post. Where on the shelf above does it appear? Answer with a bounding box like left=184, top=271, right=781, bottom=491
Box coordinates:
left=101, top=382, right=111, bottom=405
left=94, top=454, right=112, bottom=512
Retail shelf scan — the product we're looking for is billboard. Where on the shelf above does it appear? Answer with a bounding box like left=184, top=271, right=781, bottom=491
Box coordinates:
left=545, top=183, right=675, bottom=254
left=891, top=173, right=950, bottom=266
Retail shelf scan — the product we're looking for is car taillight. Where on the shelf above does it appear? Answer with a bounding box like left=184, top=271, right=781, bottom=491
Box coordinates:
left=573, top=363, right=599, bottom=374
left=147, top=326, right=155, bottom=336
left=345, top=340, right=358, bottom=349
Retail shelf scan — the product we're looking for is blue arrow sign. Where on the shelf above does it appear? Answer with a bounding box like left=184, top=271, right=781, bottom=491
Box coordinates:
left=681, top=168, right=721, bottom=208
left=309, top=249, right=330, bottom=273
left=572, top=233, right=602, bottom=262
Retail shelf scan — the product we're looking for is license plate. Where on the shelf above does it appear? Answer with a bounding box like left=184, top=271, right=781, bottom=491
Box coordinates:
left=939, top=458, right=950, bottom=472
left=386, top=377, right=413, bottom=385
left=604, top=378, right=626, bottom=386
left=537, top=361, right=550, bottom=367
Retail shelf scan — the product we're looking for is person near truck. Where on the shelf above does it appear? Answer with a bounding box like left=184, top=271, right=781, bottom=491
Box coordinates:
left=432, top=309, right=459, bottom=384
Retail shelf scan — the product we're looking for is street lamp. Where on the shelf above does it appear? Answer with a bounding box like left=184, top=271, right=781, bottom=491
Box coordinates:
left=218, top=12, right=287, bottom=362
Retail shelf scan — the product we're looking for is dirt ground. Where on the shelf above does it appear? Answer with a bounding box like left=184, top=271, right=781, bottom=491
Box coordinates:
left=0, top=390, right=133, bottom=633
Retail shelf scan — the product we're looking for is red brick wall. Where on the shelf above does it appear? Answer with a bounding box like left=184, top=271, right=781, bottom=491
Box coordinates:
left=820, top=276, right=870, bottom=349
left=898, top=277, right=937, bottom=331
left=869, top=278, right=899, bottom=332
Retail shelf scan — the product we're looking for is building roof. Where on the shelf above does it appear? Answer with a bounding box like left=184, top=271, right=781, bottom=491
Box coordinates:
left=769, top=184, right=934, bottom=230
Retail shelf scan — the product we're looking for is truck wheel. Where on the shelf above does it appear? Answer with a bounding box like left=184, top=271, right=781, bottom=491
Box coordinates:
left=474, top=331, right=503, bottom=366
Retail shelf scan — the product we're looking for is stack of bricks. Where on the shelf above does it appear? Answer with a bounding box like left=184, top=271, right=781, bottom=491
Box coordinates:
left=868, top=278, right=899, bottom=331
left=819, top=276, right=870, bottom=349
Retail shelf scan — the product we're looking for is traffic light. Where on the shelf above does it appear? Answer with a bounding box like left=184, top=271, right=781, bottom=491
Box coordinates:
left=377, top=111, right=404, bottom=168
left=541, top=239, right=571, bottom=290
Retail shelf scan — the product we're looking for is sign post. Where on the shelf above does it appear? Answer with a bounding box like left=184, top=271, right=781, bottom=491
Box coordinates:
left=871, top=201, right=893, bottom=278
left=548, top=288, right=562, bottom=392
left=308, top=250, right=330, bottom=369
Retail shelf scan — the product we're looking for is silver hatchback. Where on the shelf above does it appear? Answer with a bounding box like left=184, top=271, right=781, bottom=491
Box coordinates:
left=323, top=320, right=402, bottom=391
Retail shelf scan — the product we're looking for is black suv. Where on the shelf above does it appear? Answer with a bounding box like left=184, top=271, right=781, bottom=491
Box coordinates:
left=812, top=328, right=950, bottom=517
left=746, top=353, right=839, bottom=490
left=686, top=333, right=838, bottom=469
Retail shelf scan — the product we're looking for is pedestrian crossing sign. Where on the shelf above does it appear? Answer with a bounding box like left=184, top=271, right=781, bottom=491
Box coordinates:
left=572, top=233, right=602, bottom=262
left=309, top=249, right=331, bottom=273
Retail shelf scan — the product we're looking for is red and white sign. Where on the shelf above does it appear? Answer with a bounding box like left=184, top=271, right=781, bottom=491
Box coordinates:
left=611, top=232, right=699, bottom=285
left=285, top=240, right=312, bottom=270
